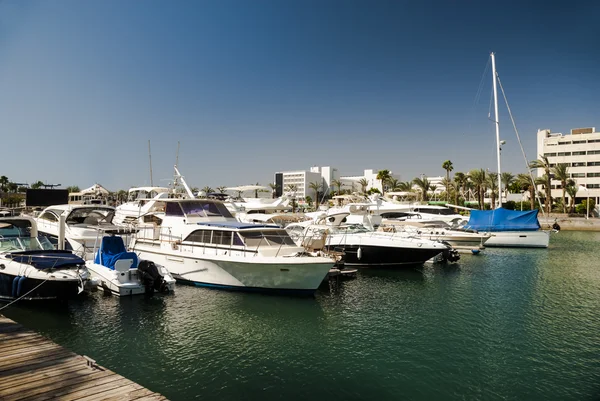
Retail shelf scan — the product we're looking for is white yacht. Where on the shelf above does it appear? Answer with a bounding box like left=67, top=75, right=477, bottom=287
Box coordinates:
left=379, top=220, right=491, bottom=249
left=130, top=198, right=335, bottom=295
left=33, top=204, right=117, bottom=259
left=86, top=229, right=175, bottom=296
left=113, top=187, right=172, bottom=226
left=0, top=216, right=89, bottom=301
left=286, top=212, right=458, bottom=267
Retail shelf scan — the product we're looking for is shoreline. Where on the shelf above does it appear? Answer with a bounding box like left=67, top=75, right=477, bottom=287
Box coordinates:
left=539, top=215, right=600, bottom=231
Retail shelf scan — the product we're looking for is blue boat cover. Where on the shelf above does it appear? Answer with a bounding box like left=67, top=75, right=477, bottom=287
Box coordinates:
left=9, top=250, right=85, bottom=269
left=465, top=208, right=541, bottom=232
left=94, top=236, right=138, bottom=270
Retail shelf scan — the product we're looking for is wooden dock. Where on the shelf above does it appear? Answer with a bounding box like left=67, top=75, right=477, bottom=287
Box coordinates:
left=0, top=314, right=168, bottom=401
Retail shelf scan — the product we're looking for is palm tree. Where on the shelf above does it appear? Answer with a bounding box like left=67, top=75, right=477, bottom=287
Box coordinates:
left=552, top=163, right=569, bottom=213
left=387, top=178, right=400, bottom=192
left=565, top=180, right=577, bottom=213
left=254, top=182, right=261, bottom=198
left=268, top=183, right=277, bottom=199
left=30, top=181, right=44, bottom=189
left=66, top=185, right=80, bottom=193
left=440, top=178, right=454, bottom=202
left=500, top=172, right=514, bottom=200
left=397, top=181, right=411, bottom=192
left=201, top=186, right=213, bottom=195
left=442, top=160, right=453, bottom=197
left=516, top=173, right=536, bottom=210
left=308, top=181, right=322, bottom=206
left=468, top=169, right=486, bottom=209
left=376, top=170, right=392, bottom=196
left=358, top=178, right=369, bottom=194
left=216, top=186, right=227, bottom=193
left=412, top=176, right=431, bottom=202
left=331, top=179, right=343, bottom=196
left=286, top=184, right=299, bottom=212
left=453, top=172, right=466, bottom=205
left=486, top=172, right=499, bottom=209
left=0, top=176, right=9, bottom=193
left=529, top=155, right=552, bottom=214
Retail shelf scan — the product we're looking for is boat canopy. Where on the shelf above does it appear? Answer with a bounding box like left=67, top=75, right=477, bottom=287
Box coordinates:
left=465, top=208, right=540, bottom=232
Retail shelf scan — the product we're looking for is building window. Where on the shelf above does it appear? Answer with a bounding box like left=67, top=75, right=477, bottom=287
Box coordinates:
left=588, top=139, right=600, bottom=143
left=544, top=152, right=557, bottom=157
left=557, top=152, right=571, bottom=156
left=572, top=151, right=587, bottom=156
left=558, top=142, right=572, bottom=145
left=588, top=150, right=600, bottom=155
left=588, top=161, right=600, bottom=166
left=571, top=173, right=586, bottom=178
left=587, top=172, right=600, bottom=177
left=588, top=184, right=600, bottom=189
left=572, top=140, right=587, bottom=144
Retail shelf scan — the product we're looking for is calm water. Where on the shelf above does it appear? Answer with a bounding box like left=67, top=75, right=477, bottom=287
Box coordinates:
left=3, top=231, right=600, bottom=401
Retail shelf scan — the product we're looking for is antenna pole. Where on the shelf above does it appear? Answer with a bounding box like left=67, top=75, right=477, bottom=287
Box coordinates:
left=491, top=52, right=502, bottom=209
left=148, top=140, right=154, bottom=187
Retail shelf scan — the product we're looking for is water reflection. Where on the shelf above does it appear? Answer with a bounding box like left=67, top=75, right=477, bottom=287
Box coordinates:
left=2, top=232, right=600, bottom=401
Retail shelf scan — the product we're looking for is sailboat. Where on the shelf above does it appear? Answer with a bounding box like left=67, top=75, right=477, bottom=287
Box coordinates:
left=464, top=53, right=550, bottom=248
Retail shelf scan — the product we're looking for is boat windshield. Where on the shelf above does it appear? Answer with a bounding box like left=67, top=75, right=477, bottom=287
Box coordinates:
left=173, top=201, right=234, bottom=218
left=66, top=208, right=114, bottom=225
left=238, top=230, right=297, bottom=247
left=331, top=224, right=371, bottom=234
left=0, top=236, right=54, bottom=252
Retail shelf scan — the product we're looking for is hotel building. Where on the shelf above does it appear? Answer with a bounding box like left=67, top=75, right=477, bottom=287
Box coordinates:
left=536, top=127, right=600, bottom=204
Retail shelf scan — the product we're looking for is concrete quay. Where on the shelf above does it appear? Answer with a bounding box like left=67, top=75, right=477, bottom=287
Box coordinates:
left=539, top=215, right=600, bottom=231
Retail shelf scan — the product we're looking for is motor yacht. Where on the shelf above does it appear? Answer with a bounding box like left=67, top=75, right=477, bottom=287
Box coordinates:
left=130, top=198, right=335, bottom=295
left=0, top=216, right=88, bottom=301
left=113, top=186, right=171, bottom=226
left=33, top=204, right=117, bottom=259
left=286, top=212, right=458, bottom=267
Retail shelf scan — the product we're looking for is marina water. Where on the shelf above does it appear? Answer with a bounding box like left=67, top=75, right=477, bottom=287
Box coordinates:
left=3, top=231, right=600, bottom=401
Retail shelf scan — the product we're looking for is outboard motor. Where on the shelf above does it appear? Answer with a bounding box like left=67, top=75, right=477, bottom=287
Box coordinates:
left=137, top=260, right=170, bottom=294
left=440, top=242, right=461, bottom=263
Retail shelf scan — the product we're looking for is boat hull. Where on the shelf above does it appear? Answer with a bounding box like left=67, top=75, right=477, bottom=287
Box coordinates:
left=0, top=272, right=81, bottom=301
left=326, top=244, right=444, bottom=267
left=86, top=263, right=176, bottom=297
left=132, top=242, right=333, bottom=294
left=483, top=231, right=550, bottom=248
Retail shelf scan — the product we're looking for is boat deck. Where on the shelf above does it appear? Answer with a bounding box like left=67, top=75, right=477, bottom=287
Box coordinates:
left=0, top=314, right=168, bottom=401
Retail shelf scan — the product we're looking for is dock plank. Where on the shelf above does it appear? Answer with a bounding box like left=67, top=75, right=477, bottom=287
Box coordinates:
left=0, top=314, right=169, bottom=401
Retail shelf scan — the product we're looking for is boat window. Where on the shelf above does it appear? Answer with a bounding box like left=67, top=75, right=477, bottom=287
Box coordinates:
left=239, top=230, right=296, bottom=247
left=66, top=208, right=114, bottom=225
left=179, top=201, right=234, bottom=218
left=210, top=230, right=233, bottom=246
left=184, top=229, right=211, bottom=243
left=38, top=212, right=59, bottom=222
left=165, top=202, right=185, bottom=216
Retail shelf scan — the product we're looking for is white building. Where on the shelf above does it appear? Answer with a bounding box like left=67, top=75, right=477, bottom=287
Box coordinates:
left=537, top=127, right=600, bottom=204
left=274, top=166, right=339, bottom=200
left=275, top=167, right=401, bottom=199
left=341, top=169, right=391, bottom=194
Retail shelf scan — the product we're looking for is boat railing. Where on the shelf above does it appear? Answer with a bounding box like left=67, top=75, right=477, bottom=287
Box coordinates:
left=136, top=226, right=295, bottom=258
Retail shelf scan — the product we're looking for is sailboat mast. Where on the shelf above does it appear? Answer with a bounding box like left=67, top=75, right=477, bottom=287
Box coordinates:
left=491, top=52, right=502, bottom=209
left=148, top=140, right=154, bottom=187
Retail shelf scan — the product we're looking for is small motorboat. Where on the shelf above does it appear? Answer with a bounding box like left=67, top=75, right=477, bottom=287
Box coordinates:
left=0, top=216, right=88, bottom=302
left=86, top=233, right=175, bottom=296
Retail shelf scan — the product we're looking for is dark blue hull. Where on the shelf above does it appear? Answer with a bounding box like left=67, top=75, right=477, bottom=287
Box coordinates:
left=0, top=272, right=81, bottom=301
left=327, top=244, right=444, bottom=267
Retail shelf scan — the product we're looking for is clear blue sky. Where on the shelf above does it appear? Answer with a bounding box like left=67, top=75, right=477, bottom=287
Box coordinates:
left=1, top=0, right=598, bottom=190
